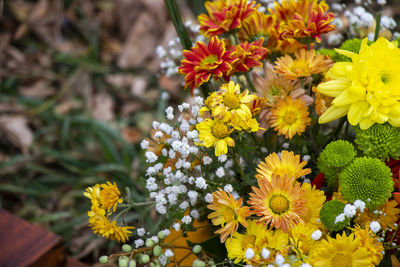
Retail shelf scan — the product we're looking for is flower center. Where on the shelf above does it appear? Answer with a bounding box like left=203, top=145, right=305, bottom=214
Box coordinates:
left=199, top=55, right=218, bottom=69
left=211, top=122, right=229, bottom=139
left=283, top=110, right=297, bottom=125
left=381, top=73, right=390, bottom=84
left=269, top=195, right=289, bottom=214
left=331, top=253, right=352, bottom=267
left=223, top=94, right=240, bottom=109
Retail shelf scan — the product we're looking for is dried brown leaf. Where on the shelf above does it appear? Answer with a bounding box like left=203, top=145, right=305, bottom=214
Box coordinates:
left=92, top=92, right=115, bottom=122
left=0, top=115, right=33, bottom=154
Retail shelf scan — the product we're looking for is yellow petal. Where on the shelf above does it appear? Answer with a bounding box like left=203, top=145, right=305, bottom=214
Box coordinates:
left=317, top=78, right=351, bottom=97
left=348, top=101, right=369, bottom=126
left=318, top=105, right=349, bottom=124
left=215, top=139, right=228, bottom=156
left=359, top=118, right=375, bottom=130
left=334, top=48, right=357, bottom=60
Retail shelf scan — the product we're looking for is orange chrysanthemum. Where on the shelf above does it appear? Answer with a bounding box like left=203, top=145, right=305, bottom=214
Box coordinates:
left=270, top=0, right=336, bottom=43
left=312, top=85, right=333, bottom=116
left=239, top=11, right=303, bottom=54
left=230, top=38, right=269, bottom=73
left=269, top=97, right=311, bottom=139
left=198, top=0, right=257, bottom=38
left=256, top=150, right=311, bottom=182
left=207, top=188, right=251, bottom=242
left=249, top=175, right=306, bottom=232
left=178, top=36, right=235, bottom=93
left=274, top=49, right=333, bottom=80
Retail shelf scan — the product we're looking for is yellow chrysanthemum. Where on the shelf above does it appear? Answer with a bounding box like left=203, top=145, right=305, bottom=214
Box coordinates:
left=352, top=225, right=384, bottom=265
left=84, top=184, right=101, bottom=209
left=211, top=81, right=257, bottom=126
left=300, top=183, right=326, bottom=228
left=309, top=232, right=374, bottom=267
left=290, top=223, right=319, bottom=257
left=249, top=175, right=306, bottom=232
left=196, top=117, right=235, bottom=156
left=89, top=212, right=134, bottom=243
left=354, top=200, right=400, bottom=230
left=274, top=49, right=333, bottom=80
left=256, top=150, right=311, bottom=181
left=226, top=220, right=289, bottom=265
left=208, top=188, right=251, bottom=242
left=99, top=181, right=124, bottom=212
left=317, top=37, right=400, bottom=129
left=270, top=97, right=311, bottom=139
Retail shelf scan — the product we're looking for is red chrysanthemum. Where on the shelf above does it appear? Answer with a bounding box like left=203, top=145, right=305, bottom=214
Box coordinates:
left=198, top=0, right=258, bottom=38
left=230, top=38, right=269, bottom=73
left=270, top=0, right=336, bottom=43
left=178, top=36, right=236, bottom=93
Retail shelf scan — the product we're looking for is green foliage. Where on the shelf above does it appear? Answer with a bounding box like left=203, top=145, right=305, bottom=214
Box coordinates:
left=319, top=200, right=349, bottom=232
left=339, top=157, right=393, bottom=209
left=354, top=123, right=400, bottom=161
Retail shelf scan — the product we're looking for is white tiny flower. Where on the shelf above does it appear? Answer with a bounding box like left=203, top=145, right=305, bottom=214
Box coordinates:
left=154, top=131, right=163, bottom=139
left=353, top=200, right=365, bottom=212
left=299, top=264, right=312, bottom=267
left=311, top=230, right=322, bottom=240
left=261, top=248, right=270, bottom=259
left=179, top=201, right=189, bottom=210
left=195, top=177, right=208, bottom=189
left=370, top=221, right=381, bottom=233
left=216, top=167, right=225, bottom=178
left=377, top=0, right=386, bottom=4
left=190, top=209, right=200, bottom=219
left=163, top=229, right=170, bottom=236
left=275, top=254, right=285, bottom=265
left=218, top=154, right=228, bottom=162
left=344, top=204, right=356, bottom=218
left=224, top=184, right=233, bottom=193
left=302, top=155, right=311, bottom=161
left=164, top=249, right=174, bottom=257
left=303, top=178, right=311, bottom=184
left=334, top=213, right=346, bottom=224
left=145, top=152, right=158, bottom=163
left=203, top=156, right=212, bottom=165
left=151, top=236, right=159, bottom=243
left=173, top=223, right=180, bottom=231
left=134, top=239, right=144, bottom=248
left=245, top=248, right=255, bottom=260
left=261, top=147, right=268, bottom=153
left=158, top=255, right=168, bottom=266
left=181, top=215, right=192, bottom=224
left=140, top=140, right=149, bottom=150
left=205, top=193, right=213, bottom=203
left=282, top=142, right=289, bottom=149
left=152, top=121, right=160, bottom=129
left=137, top=228, right=146, bottom=236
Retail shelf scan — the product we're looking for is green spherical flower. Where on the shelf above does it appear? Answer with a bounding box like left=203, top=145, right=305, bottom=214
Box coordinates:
left=339, top=157, right=393, bottom=209
left=354, top=123, right=400, bottom=161
left=319, top=200, right=350, bottom=232
left=319, top=140, right=357, bottom=168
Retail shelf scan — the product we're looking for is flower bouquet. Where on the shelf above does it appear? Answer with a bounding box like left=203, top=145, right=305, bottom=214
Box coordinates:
left=83, top=0, right=400, bottom=266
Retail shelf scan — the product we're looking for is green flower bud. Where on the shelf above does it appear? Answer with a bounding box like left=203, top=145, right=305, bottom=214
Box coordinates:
left=192, top=245, right=202, bottom=254
left=354, top=123, right=400, bottom=161
left=153, top=245, right=162, bottom=256
left=141, top=254, right=150, bottom=264
left=99, top=256, right=108, bottom=264
left=150, top=263, right=155, bottom=267
left=146, top=238, right=155, bottom=247
left=119, top=258, right=128, bottom=267
left=319, top=200, right=350, bottom=232
left=158, top=231, right=165, bottom=240
left=122, top=244, right=132, bottom=252
left=339, top=157, right=393, bottom=209
left=128, top=260, right=136, bottom=267
left=193, top=259, right=206, bottom=267
left=208, top=260, right=216, bottom=267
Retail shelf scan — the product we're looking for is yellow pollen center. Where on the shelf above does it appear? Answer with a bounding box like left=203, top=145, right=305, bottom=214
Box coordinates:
left=211, top=122, right=229, bottom=139
left=283, top=110, right=297, bottom=125
left=223, top=94, right=240, bottom=109
left=269, top=195, right=289, bottom=214
left=199, top=55, right=218, bottom=69
left=381, top=73, right=390, bottom=84
left=331, top=253, right=352, bottom=267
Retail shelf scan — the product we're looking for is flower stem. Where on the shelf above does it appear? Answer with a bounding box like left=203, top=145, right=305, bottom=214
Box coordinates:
left=233, top=154, right=246, bottom=180
left=374, top=12, right=382, bottom=42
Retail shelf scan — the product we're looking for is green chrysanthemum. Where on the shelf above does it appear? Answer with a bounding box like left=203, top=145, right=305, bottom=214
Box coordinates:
left=354, top=123, right=400, bottom=161
left=319, top=200, right=350, bottom=232
left=339, top=157, right=393, bottom=209
left=317, top=140, right=357, bottom=191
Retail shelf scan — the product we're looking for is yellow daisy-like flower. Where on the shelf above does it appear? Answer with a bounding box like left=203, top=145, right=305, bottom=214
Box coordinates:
left=274, top=49, right=333, bottom=80
left=226, top=220, right=289, bottom=265
left=352, top=225, right=384, bottom=265
left=89, top=212, right=134, bottom=243
left=100, top=181, right=124, bottom=212
left=270, top=97, right=311, bottom=139
left=196, top=117, right=235, bottom=156
left=300, top=183, right=326, bottom=228
left=317, top=37, right=400, bottom=129
left=211, top=81, right=257, bottom=126
left=249, top=175, right=306, bottom=232
left=208, top=188, right=251, bottom=242
left=309, top=232, right=374, bottom=267
left=256, top=150, right=311, bottom=182
left=354, top=200, right=400, bottom=230
left=290, top=223, right=319, bottom=256
left=84, top=184, right=101, bottom=209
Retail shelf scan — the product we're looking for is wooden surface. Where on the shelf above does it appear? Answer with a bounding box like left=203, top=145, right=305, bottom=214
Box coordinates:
left=0, top=209, right=87, bottom=267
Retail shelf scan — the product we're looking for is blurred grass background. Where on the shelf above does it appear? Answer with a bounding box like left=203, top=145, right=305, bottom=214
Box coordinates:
left=0, top=0, right=399, bottom=263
